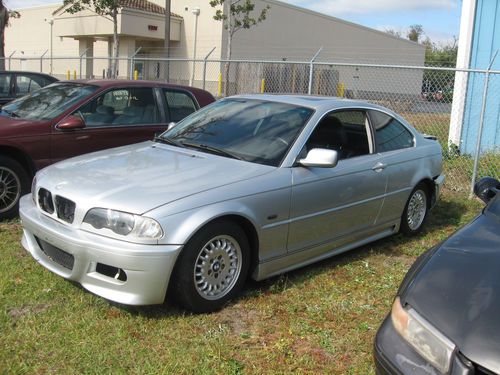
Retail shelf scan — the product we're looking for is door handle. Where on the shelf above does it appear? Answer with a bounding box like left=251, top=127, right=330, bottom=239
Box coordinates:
left=372, top=162, right=387, bottom=172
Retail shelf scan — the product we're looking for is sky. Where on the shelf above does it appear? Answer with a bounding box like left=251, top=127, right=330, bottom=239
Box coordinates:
left=7, top=0, right=462, bottom=45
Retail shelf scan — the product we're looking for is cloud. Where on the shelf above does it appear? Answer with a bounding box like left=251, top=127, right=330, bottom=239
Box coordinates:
left=284, top=0, right=458, bottom=15
left=374, top=24, right=457, bottom=45
left=7, top=0, right=60, bottom=9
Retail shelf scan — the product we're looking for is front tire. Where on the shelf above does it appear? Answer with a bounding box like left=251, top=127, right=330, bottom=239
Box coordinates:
left=400, top=183, right=429, bottom=236
left=0, top=156, right=29, bottom=220
left=171, top=220, right=250, bottom=313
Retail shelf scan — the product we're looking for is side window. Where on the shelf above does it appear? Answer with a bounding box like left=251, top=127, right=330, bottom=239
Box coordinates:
left=16, top=75, right=42, bottom=97
left=164, top=90, right=198, bottom=122
left=77, top=87, right=160, bottom=127
left=0, top=74, right=11, bottom=98
left=369, top=110, right=414, bottom=153
left=305, top=110, right=371, bottom=160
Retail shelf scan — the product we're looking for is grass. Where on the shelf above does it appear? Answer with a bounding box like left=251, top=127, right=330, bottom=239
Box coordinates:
left=0, top=191, right=482, bottom=374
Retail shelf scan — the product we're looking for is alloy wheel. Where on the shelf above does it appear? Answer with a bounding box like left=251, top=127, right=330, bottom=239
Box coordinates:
left=406, top=189, right=427, bottom=231
left=0, top=166, right=21, bottom=213
left=193, top=235, right=242, bottom=300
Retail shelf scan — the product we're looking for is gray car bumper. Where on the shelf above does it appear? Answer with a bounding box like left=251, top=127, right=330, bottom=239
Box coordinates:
left=431, top=174, right=445, bottom=209
left=19, top=195, right=182, bottom=306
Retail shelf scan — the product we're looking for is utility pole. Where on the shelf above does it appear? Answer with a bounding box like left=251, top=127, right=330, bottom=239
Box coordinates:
left=164, top=0, right=171, bottom=81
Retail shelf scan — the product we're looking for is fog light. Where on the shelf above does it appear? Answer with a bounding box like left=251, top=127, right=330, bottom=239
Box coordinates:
left=96, top=263, right=127, bottom=282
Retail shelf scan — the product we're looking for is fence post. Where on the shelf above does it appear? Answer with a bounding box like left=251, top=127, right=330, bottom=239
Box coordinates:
left=308, top=47, right=323, bottom=95
left=129, top=47, right=142, bottom=80
left=217, top=73, right=223, bottom=97
left=202, top=47, right=217, bottom=90
left=470, top=50, right=499, bottom=196
left=8, top=51, right=16, bottom=70
left=79, top=48, right=89, bottom=79
left=40, top=50, right=48, bottom=73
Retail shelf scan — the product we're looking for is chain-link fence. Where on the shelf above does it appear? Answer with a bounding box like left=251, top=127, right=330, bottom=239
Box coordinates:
left=3, top=54, right=500, bottom=195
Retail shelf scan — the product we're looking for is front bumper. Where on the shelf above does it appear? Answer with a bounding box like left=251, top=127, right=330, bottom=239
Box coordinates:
left=374, top=316, right=473, bottom=375
left=19, top=195, right=183, bottom=305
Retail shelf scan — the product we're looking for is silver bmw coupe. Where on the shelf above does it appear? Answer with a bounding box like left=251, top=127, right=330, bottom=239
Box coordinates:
left=20, top=95, right=444, bottom=312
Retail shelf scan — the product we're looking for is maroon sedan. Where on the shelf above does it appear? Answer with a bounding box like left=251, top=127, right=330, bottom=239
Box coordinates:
left=0, top=80, right=215, bottom=219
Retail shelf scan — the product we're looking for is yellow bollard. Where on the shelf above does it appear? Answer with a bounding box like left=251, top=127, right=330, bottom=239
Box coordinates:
left=66, top=70, right=70, bottom=80
left=217, top=73, right=223, bottom=97
left=73, top=70, right=77, bottom=80
left=337, top=82, right=345, bottom=98
left=260, top=79, right=266, bottom=94
left=134, top=70, right=139, bottom=80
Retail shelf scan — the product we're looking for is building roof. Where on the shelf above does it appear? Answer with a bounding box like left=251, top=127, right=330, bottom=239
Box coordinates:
left=53, top=0, right=182, bottom=18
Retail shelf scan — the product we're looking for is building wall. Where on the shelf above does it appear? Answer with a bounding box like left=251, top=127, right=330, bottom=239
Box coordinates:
left=460, top=0, right=500, bottom=155
left=4, top=0, right=425, bottom=97
left=226, top=0, right=426, bottom=97
left=5, top=5, right=110, bottom=78
left=228, top=0, right=425, bottom=64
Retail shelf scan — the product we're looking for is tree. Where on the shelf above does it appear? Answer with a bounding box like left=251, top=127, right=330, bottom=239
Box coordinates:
left=209, top=0, right=270, bottom=95
left=407, top=24, right=423, bottom=43
left=384, top=28, right=401, bottom=38
left=0, top=0, right=20, bottom=71
left=63, top=0, right=120, bottom=78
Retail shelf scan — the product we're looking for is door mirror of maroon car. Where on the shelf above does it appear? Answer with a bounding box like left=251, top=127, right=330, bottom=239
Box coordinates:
left=57, top=115, right=86, bottom=131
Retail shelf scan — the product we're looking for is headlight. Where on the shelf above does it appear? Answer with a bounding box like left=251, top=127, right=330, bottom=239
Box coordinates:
left=83, top=208, right=163, bottom=240
left=391, top=297, right=455, bottom=373
left=31, top=176, right=37, bottom=203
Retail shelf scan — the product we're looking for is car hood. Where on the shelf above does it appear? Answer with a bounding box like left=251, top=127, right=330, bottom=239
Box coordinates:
left=37, top=141, right=275, bottom=215
left=0, top=116, right=49, bottom=136
left=403, top=213, right=500, bottom=373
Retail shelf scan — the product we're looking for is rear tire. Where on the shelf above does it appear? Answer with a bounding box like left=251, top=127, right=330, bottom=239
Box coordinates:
left=0, top=156, right=29, bottom=220
left=171, top=220, right=250, bottom=313
left=400, top=183, right=429, bottom=236
left=473, top=177, right=500, bottom=204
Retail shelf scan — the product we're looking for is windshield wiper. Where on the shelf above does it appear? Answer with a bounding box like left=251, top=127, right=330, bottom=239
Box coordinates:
left=153, top=136, right=180, bottom=147
left=2, top=109, right=20, bottom=118
left=180, top=141, right=244, bottom=161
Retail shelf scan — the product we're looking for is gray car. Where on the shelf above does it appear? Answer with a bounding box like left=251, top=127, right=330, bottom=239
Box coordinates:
left=20, top=95, right=444, bottom=313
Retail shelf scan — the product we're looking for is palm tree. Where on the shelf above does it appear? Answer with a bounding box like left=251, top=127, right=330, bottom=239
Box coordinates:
left=0, top=0, right=19, bottom=71
left=0, top=0, right=10, bottom=71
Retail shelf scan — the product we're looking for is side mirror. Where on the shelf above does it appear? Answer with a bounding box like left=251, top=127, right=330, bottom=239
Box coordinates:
left=299, top=148, right=338, bottom=168
left=474, top=177, right=500, bottom=204
left=167, top=122, right=176, bottom=131
left=57, top=115, right=85, bottom=131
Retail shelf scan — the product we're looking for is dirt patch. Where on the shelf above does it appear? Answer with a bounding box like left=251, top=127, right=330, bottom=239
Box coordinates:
left=8, top=303, right=50, bottom=319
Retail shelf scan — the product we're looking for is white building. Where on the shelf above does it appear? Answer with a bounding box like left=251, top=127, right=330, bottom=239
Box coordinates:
left=5, top=0, right=425, bottom=97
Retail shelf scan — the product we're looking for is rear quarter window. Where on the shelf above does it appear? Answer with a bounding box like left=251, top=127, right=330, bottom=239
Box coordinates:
left=164, top=90, right=198, bottom=122
left=369, top=110, right=414, bottom=153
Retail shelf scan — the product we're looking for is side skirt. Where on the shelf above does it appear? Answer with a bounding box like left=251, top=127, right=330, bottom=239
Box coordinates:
left=252, top=219, right=400, bottom=281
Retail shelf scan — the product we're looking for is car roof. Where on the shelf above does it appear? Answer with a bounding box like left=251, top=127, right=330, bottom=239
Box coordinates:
left=61, top=79, right=200, bottom=90
left=230, top=94, right=395, bottom=114
left=0, top=71, right=57, bottom=80
left=54, top=80, right=215, bottom=104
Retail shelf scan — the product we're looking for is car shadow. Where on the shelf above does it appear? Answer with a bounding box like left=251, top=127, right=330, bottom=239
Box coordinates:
left=102, top=198, right=471, bottom=317
left=244, top=197, right=472, bottom=296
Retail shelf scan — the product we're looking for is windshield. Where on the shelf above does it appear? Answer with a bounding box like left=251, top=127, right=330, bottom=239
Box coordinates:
left=161, top=98, right=314, bottom=166
left=486, top=193, right=500, bottom=217
left=0, top=83, right=98, bottom=121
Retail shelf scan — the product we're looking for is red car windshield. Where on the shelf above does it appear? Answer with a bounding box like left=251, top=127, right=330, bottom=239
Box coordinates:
left=1, top=83, right=98, bottom=121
